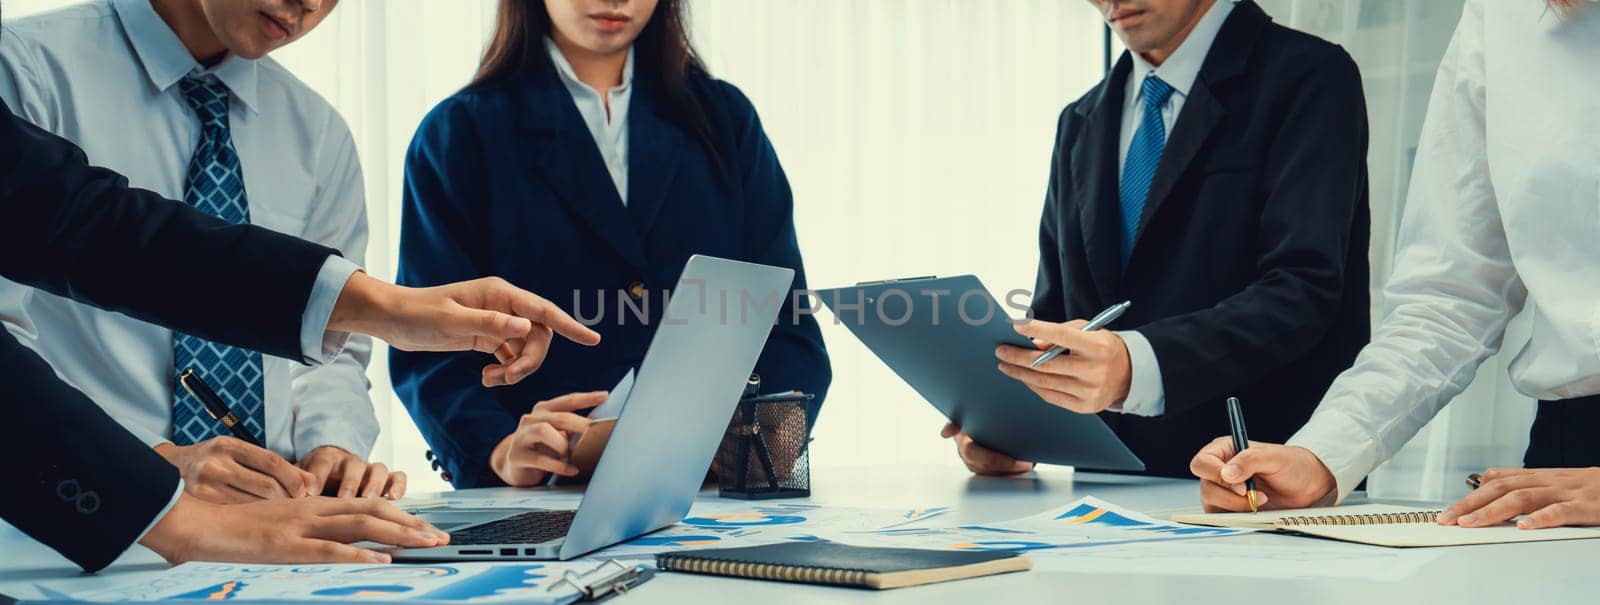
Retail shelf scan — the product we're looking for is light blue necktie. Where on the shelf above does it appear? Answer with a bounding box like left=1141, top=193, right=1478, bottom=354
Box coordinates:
left=1118, top=75, right=1176, bottom=272
left=171, top=75, right=266, bottom=446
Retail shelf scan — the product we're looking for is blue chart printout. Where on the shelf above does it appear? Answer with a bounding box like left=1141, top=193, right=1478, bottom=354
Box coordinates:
left=825, top=496, right=1252, bottom=554
left=586, top=502, right=952, bottom=561
left=24, top=562, right=606, bottom=604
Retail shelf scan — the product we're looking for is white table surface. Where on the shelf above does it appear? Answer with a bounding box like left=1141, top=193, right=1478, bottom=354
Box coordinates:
left=2, top=464, right=1596, bottom=603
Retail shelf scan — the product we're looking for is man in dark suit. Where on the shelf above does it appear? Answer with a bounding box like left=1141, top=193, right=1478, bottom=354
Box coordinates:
left=0, top=99, right=600, bottom=572
left=945, top=0, right=1370, bottom=477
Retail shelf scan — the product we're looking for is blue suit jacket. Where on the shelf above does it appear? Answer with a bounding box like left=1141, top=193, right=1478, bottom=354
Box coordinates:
left=391, top=66, right=831, bottom=488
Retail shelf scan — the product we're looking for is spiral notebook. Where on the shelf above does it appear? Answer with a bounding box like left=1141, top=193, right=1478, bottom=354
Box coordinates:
left=656, top=542, right=1031, bottom=590
left=1172, top=504, right=1600, bottom=547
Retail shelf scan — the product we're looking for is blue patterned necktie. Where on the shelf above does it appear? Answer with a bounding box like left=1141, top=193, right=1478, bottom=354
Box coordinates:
left=171, top=75, right=266, bottom=446
left=1118, top=75, right=1176, bottom=272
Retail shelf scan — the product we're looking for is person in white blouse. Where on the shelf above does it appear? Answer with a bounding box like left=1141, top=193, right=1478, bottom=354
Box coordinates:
left=0, top=0, right=399, bottom=503
left=1192, top=0, right=1600, bottom=529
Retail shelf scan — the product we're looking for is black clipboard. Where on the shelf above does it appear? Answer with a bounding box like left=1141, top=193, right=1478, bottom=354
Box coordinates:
left=816, top=275, right=1144, bottom=471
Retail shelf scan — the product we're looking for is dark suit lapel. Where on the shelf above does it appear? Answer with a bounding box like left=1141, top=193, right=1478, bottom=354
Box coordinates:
left=1074, top=53, right=1133, bottom=303
left=1130, top=0, right=1269, bottom=255
left=517, top=69, right=649, bottom=274
left=1132, top=80, right=1224, bottom=245
left=625, top=84, right=687, bottom=236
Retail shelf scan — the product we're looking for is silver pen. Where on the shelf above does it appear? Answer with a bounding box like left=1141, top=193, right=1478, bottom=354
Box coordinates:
left=1029, top=301, right=1133, bottom=368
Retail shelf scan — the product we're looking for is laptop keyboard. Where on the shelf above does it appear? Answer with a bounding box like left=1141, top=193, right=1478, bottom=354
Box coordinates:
left=447, top=510, right=578, bottom=546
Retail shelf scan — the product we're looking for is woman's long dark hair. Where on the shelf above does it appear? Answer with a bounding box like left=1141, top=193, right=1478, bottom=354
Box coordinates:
left=474, top=0, right=725, bottom=166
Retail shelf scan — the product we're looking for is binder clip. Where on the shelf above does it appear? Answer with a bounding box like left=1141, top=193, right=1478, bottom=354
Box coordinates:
left=547, top=559, right=655, bottom=602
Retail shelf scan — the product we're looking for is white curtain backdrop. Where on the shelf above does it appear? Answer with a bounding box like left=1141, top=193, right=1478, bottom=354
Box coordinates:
left=5, top=0, right=1529, bottom=500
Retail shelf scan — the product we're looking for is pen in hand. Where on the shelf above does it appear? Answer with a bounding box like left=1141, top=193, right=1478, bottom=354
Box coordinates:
left=1030, top=301, right=1132, bottom=368
left=178, top=368, right=263, bottom=448
left=1226, top=396, right=1261, bottom=513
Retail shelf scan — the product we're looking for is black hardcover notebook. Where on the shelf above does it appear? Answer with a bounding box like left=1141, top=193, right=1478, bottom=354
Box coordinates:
left=655, top=541, right=1031, bottom=590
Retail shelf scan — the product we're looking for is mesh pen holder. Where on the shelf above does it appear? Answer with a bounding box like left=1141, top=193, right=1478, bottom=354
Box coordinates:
left=716, top=375, right=813, bottom=500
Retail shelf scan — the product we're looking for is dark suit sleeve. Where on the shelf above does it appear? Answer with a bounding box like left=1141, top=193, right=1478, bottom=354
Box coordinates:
left=1, top=329, right=180, bottom=573
left=719, top=82, right=832, bottom=428
left=1031, top=107, right=1075, bottom=325
left=0, top=103, right=337, bottom=571
left=0, top=102, right=337, bottom=359
left=390, top=101, right=518, bottom=488
left=1138, top=51, right=1368, bottom=416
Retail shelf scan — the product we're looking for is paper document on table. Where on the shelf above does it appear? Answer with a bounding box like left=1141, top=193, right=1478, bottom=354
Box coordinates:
left=826, top=497, right=1251, bottom=554
left=1033, top=541, right=1439, bottom=581
left=22, top=561, right=625, bottom=604
left=582, top=502, right=953, bottom=561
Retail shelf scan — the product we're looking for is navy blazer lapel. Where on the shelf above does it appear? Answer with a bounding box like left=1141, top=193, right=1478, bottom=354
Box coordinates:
left=517, top=69, right=649, bottom=275
left=625, top=81, right=687, bottom=236
left=1074, top=53, right=1133, bottom=303
left=1133, top=80, right=1225, bottom=249
left=1130, top=1, right=1268, bottom=257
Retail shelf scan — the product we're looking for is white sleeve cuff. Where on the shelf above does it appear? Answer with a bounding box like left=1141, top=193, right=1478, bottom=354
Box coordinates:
left=1286, top=407, right=1380, bottom=504
left=133, top=480, right=185, bottom=547
left=299, top=256, right=362, bottom=365
left=128, top=423, right=173, bottom=450
left=1110, top=330, right=1166, bottom=417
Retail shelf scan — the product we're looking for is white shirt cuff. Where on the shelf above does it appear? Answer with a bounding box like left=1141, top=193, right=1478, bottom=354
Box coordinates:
left=299, top=256, right=361, bottom=365
left=1109, top=330, right=1165, bottom=417
left=133, top=479, right=185, bottom=547
left=132, top=429, right=173, bottom=450
left=1285, top=407, right=1379, bottom=505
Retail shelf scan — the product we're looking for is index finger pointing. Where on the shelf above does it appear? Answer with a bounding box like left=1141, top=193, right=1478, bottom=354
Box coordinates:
left=511, top=290, right=600, bottom=346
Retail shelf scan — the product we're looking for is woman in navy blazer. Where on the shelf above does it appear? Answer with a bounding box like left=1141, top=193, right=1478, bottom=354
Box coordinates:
left=392, top=0, right=830, bottom=488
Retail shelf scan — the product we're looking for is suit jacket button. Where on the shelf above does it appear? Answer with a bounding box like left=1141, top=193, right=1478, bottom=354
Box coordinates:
left=441, top=471, right=453, bottom=482
left=628, top=281, right=645, bottom=300
left=56, top=479, right=80, bottom=501
left=76, top=491, right=100, bottom=514
left=56, top=480, right=98, bottom=514
left=425, top=450, right=435, bottom=462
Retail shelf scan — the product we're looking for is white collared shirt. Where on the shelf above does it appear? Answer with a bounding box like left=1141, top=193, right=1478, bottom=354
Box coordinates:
left=1288, top=0, right=1600, bottom=502
left=546, top=37, right=633, bottom=204
left=0, top=0, right=373, bottom=461
left=1111, top=0, right=1239, bottom=417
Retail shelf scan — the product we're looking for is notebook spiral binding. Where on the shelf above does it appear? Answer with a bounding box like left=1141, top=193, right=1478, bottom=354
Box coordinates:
left=1273, top=510, right=1444, bottom=527
left=657, top=554, right=873, bottom=588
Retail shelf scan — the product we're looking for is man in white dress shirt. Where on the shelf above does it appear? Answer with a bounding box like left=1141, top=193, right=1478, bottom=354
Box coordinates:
left=0, top=0, right=401, bottom=502
left=1192, top=0, right=1600, bottom=529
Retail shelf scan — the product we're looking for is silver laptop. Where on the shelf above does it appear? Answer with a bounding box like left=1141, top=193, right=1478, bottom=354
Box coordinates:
left=390, top=255, right=795, bottom=561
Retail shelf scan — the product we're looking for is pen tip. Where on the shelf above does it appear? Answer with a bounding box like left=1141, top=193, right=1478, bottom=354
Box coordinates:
left=1247, top=491, right=1259, bottom=513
